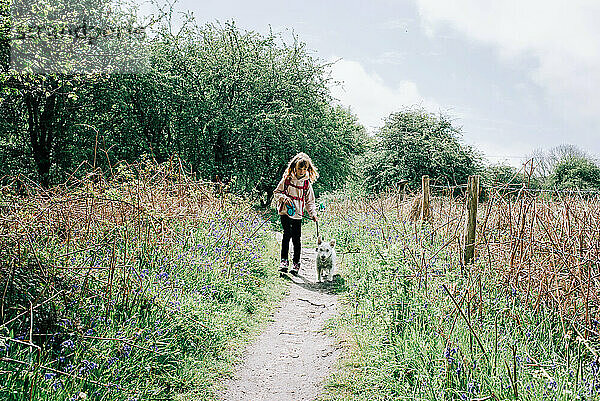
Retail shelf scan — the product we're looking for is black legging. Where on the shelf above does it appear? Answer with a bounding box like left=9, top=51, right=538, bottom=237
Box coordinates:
left=280, top=214, right=301, bottom=264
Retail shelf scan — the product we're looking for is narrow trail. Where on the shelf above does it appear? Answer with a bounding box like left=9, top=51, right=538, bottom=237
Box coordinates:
left=219, top=233, right=341, bottom=401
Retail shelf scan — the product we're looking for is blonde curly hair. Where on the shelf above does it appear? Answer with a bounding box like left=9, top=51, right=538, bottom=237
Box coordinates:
left=283, top=152, right=319, bottom=183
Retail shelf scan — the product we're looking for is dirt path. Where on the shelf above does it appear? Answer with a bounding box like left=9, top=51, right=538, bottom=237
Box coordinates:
left=219, top=233, right=340, bottom=401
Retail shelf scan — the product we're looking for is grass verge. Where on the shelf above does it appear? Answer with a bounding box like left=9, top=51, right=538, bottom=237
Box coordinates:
left=317, top=192, right=600, bottom=401
left=0, top=161, right=287, bottom=401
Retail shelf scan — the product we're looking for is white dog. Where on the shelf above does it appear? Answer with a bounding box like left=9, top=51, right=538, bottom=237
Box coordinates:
left=316, top=237, right=336, bottom=283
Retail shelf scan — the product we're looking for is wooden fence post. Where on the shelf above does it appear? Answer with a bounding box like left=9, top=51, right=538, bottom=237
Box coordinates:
left=421, top=175, right=431, bottom=222
left=464, top=175, right=479, bottom=265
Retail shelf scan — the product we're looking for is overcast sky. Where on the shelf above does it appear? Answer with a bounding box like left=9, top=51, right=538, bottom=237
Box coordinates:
left=157, top=0, right=600, bottom=167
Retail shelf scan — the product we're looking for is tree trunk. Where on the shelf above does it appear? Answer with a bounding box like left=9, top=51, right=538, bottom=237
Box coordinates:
left=24, top=87, right=57, bottom=187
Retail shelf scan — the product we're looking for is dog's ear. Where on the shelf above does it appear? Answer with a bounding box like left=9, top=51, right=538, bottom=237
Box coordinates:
left=318, top=236, right=322, bottom=244
left=330, top=239, right=336, bottom=247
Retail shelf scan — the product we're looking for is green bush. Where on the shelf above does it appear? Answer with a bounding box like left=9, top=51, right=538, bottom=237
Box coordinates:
left=548, top=156, right=600, bottom=191
left=1, top=2, right=368, bottom=195
left=361, top=108, right=482, bottom=193
left=484, top=164, right=524, bottom=186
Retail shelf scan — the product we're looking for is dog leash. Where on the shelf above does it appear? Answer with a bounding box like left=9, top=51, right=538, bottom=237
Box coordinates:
left=315, top=219, right=319, bottom=239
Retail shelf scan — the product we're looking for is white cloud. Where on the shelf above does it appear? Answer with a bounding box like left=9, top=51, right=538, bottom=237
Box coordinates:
left=328, top=59, right=438, bottom=132
left=372, top=51, right=408, bottom=65
left=415, top=0, right=600, bottom=120
left=380, top=19, right=411, bottom=31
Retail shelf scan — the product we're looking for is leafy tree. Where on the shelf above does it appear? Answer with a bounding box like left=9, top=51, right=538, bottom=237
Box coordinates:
left=362, top=108, right=482, bottom=192
left=484, top=164, right=524, bottom=186
left=548, top=156, right=600, bottom=191
left=528, top=144, right=588, bottom=182
left=120, top=19, right=366, bottom=201
left=1, top=0, right=8, bottom=73
left=1, top=0, right=148, bottom=185
left=2, top=5, right=367, bottom=197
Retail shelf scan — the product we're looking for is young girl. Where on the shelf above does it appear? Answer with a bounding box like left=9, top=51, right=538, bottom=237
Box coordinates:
left=273, top=152, right=319, bottom=275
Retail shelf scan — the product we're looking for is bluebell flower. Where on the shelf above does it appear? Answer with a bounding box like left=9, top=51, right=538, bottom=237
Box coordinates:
left=122, top=344, right=132, bottom=357
left=591, top=360, right=600, bottom=376
left=44, top=372, right=56, bottom=380
left=78, top=359, right=98, bottom=375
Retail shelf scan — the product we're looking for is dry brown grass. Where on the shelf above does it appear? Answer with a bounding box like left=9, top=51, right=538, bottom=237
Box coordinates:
left=328, top=186, right=600, bottom=333
left=0, top=156, right=259, bottom=331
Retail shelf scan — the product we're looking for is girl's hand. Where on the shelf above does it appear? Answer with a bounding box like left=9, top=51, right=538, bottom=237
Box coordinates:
left=312, top=216, right=318, bottom=222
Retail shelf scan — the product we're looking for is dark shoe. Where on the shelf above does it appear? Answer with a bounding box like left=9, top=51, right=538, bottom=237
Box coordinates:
left=279, top=259, right=289, bottom=273
left=290, top=262, right=300, bottom=276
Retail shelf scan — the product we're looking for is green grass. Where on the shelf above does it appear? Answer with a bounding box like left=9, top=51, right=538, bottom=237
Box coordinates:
left=0, top=189, right=287, bottom=400
left=7, top=182, right=598, bottom=401
left=317, top=196, right=600, bottom=401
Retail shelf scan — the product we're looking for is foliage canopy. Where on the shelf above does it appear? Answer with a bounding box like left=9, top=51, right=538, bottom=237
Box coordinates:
left=362, top=108, right=482, bottom=192
left=1, top=4, right=367, bottom=200
left=548, top=156, right=600, bottom=191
